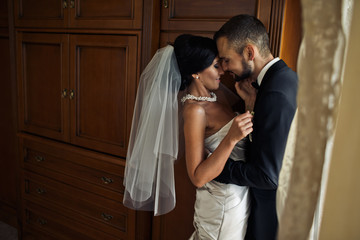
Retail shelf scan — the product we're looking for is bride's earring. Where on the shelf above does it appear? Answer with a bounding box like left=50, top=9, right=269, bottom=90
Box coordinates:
left=192, top=74, right=201, bottom=81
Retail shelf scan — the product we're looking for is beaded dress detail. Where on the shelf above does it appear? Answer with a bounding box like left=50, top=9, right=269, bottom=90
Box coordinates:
left=181, top=92, right=217, bottom=103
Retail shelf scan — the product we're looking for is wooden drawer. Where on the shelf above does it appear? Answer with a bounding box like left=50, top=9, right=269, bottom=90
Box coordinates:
left=19, top=134, right=125, bottom=197
left=22, top=230, right=57, bottom=240
left=22, top=170, right=131, bottom=238
left=23, top=200, right=122, bottom=240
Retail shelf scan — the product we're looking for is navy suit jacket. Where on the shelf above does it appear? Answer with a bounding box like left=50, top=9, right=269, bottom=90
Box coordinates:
left=215, top=60, right=298, bottom=240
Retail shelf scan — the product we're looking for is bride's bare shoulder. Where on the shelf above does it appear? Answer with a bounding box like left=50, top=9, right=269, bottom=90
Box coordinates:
left=182, top=102, right=206, bottom=121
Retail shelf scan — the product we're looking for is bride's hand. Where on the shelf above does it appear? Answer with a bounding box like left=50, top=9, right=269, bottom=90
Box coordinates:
left=227, top=111, right=253, bottom=144
left=235, top=79, right=257, bottom=111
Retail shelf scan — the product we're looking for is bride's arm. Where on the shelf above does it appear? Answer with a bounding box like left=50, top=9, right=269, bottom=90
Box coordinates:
left=183, top=104, right=252, bottom=188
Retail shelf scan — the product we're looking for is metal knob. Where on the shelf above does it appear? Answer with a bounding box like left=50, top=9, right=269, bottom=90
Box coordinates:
left=101, top=213, right=113, bottom=221
left=36, top=188, right=46, bottom=194
left=70, top=89, right=75, bottom=100
left=62, top=89, right=68, bottom=98
left=35, top=155, right=45, bottom=162
left=163, top=0, right=168, bottom=8
left=101, top=177, right=113, bottom=184
left=37, top=218, right=48, bottom=225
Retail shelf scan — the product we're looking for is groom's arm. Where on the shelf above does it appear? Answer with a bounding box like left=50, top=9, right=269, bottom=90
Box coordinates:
left=215, top=159, right=278, bottom=189
left=215, top=91, right=297, bottom=189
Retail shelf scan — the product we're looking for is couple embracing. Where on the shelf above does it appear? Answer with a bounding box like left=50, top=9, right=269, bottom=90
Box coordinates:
left=124, top=14, right=298, bottom=240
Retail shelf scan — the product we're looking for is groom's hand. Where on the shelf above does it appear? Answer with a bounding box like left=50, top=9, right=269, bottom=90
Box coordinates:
left=235, top=79, right=257, bottom=112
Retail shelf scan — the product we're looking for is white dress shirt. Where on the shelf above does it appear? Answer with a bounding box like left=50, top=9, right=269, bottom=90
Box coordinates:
left=257, top=57, right=280, bottom=86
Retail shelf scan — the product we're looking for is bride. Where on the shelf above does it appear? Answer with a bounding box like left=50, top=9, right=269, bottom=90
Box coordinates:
left=123, top=34, right=255, bottom=239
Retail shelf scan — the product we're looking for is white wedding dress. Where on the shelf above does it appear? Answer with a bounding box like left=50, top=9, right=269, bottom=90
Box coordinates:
left=189, top=119, right=250, bottom=240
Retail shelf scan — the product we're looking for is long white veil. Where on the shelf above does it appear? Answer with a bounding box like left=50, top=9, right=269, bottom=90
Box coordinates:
left=123, top=45, right=181, bottom=216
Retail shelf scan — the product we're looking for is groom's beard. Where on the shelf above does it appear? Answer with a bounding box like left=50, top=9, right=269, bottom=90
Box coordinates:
left=234, top=59, right=252, bottom=82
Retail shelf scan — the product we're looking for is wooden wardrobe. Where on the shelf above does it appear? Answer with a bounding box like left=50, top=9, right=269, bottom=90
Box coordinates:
left=0, top=0, right=301, bottom=239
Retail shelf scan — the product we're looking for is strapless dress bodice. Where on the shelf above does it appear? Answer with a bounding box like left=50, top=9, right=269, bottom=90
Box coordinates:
left=205, top=118, right=248, bottom=162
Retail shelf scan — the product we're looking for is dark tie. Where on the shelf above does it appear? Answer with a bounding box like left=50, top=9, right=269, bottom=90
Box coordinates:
left=251, top=81, right=260, bottom=89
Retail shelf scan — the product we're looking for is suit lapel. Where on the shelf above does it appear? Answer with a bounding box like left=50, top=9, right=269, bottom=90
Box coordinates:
left=260, top=60, right=287, bottom=87
left=253, top=60, right=288, bottom=112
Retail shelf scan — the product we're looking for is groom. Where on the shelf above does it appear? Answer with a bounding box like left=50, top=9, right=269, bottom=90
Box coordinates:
left=214, top=15, right=298, bottom=240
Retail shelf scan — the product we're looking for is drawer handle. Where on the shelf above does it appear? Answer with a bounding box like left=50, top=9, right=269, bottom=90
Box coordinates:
left=61, top=88, right=68, bottom=98
left=35, top=155, right=45, bottom=162
left=69, top=89, right=75, bottom=100
left=101, top=176, right=113, bottom=184
left=101, top=213, right=113, bottom=221
left=37, top=218, right=47, bottom=225
left=36, top=188, right=46, bottom=194
left=163, top=0, right=168, bottom=8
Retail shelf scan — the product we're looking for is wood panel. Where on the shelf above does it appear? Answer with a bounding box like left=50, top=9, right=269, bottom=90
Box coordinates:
left=269, top=0, right=285, bottom=57
left=279, top=0, right=302, bottom=71
left=161, top=0, right=272, bottom=32
left=17, top=32, right=70, bottom=142
left=14, top=0, right=68, bottom=28
left=14, top=0, right=143, bottom=29
left=69, top=0, right=143, bottom=29
left=69, top=34, right=138, bottom=157
left=0, top=0, right=8, bottom=26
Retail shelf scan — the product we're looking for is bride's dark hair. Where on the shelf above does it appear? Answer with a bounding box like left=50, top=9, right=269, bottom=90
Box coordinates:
left=174, top=34, right=218, bottom=90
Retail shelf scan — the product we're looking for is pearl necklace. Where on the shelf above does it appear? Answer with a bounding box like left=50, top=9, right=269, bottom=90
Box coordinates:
left=181, top=92, right=217, bottom=103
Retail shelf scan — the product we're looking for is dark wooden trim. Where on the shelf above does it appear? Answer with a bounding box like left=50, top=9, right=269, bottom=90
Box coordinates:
left=14, top=27, right=142, bottom=35
left=136, top=1, right=160, bottom=239
left=151, top=214, right=162, bottom=240
left=269, top=0, right=285, bottom=57
left=135, top=211, right=153, bottom=240
left=256, top=0, right=273, bottom=31
left=141, top=0, right=160, bottom=72
left=7, top=0, right=22, bottom=237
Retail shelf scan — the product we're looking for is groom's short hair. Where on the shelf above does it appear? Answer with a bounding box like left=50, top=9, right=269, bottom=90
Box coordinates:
left=214, top=14, right=271, bottom=57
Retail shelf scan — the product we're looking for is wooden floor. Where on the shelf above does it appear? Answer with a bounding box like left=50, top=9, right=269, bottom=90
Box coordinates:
left=0, top=221, right=17, bottom=240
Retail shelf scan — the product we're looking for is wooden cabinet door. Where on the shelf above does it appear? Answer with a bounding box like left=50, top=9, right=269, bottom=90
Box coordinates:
left=161, top=0, right=272, bottom=32
left=0, top=0, right=8, bottom=27
left=14, top=0, right=143, bottom=29
left=14, top=0, right=68, bottom=28
left=68, top=0, right=143, bottom=29
left=69, top=34, right=138, bottom=157
left=17, top=32, right=70, bottom=142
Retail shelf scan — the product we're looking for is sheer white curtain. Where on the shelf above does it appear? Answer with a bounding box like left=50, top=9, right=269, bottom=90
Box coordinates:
left=276, top=0, right=354, bottom=239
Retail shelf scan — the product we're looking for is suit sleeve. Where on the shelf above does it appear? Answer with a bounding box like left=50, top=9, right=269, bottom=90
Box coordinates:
left=214, top=91, right=296, bottom=189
